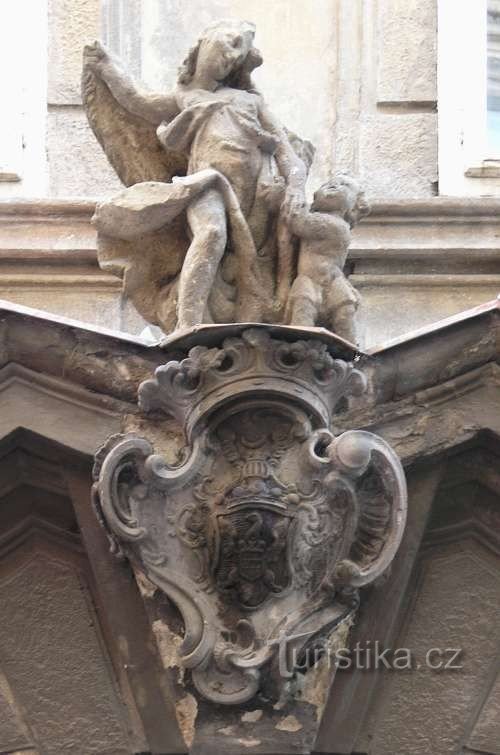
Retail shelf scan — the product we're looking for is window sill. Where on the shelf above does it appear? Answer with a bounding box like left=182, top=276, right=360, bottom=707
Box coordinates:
left=465, top=160, right=500, bottom=178
left=0, top=171, right=21, bottom=183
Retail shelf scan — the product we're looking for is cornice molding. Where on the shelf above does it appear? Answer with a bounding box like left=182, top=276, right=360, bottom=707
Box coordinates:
left=0, top=298, right=495, bottom=417
left=0, top=198, right=95, bottom=218
left=3, top=196, right=500, bottom=219
left=336, top=361, right=500, bottom=464
left=0, top=516, right=84, bottom=567
left=0, top=362, right=122, bottom=417
left=366, top=298, right=500, bottom=398
left=0, top=361, right=128, bottom=454
left=364, top=197, right=500, bottom=219
left=3, top=197, right=500, bottom=264
left=0, top=198, right=499, bottom=351
left=422, top=522, right=500, bottom=558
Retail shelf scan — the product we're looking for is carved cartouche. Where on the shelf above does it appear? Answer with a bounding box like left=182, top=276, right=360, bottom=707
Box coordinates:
left=93, top=327, right=407, bottom=705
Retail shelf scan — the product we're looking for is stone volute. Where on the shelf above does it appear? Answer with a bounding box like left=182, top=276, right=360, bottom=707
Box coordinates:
left=93, top=325, right=407, bottom=706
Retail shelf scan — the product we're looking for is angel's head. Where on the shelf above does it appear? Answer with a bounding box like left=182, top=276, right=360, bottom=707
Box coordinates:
left=312, top=173, right=370, bottom=227
left=178, top=20, right=263, bottom=91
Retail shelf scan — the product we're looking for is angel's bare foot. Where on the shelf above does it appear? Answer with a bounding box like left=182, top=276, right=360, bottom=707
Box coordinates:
left=331, top=303, right=358, bottom=344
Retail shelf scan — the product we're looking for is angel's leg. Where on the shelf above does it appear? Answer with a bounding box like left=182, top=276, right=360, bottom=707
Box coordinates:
left=286, top=274, right=321, bottom=327
left=326, top=273, right=360, bottom=344
left=177, top=188, right=227, bottom=329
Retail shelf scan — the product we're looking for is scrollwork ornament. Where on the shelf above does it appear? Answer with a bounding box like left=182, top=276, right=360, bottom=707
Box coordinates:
left=93, top=329, right=407, bottom=705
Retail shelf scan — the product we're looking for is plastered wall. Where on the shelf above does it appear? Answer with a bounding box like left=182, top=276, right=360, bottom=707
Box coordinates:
left=44, top=0, right=438, bottom=200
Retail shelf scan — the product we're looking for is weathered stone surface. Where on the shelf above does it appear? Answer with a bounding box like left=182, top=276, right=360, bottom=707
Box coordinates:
left=0, top=284, right=121, bottom=331
left=329, top=0, right=439, bottom=199
left=0, top=673, right=32, bottom=753
left=48, top=0, right=100, bottom=105
left=0, top=365, right=123, bottom=456
left=376, top=0, right=437, bottom=104
left=92, top=320, right=407, bottom=755
left=467, top=673, right=500, bottom=754
left=331, top=0, right=364, bottom=175
left=356, top=278, right=500, bottom=348
left=368, top=541, right=500, bottom=755
left=0, top=551, right=130, bottom=754
left=0, top=199, right=148, bottom=333
left=286, top=174, right=369, bottom=343
left=47, top=109, right=121, bottom=197
left=0, top=300, right=168, bottom=405
left=81, top=20, right=372, bottom=341
left=359, top=113, right=438, bottom=199
left=367, top=301, right=500, bottom=404
left=84, top=0, right=440, bottom=205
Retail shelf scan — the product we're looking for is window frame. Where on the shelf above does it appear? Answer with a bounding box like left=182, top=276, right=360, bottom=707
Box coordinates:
left=0, top=1, right=48, bottom=197
left=438, top=0, right=500, bottom=195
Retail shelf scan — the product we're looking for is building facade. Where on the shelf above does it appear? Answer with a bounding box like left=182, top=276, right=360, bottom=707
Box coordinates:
left=0, top=2, right=499, bottom=754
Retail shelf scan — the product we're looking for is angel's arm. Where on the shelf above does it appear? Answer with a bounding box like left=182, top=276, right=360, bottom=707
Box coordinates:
left=83, top=41, right=180, bottom=126
left=284, top=198, right=349, bottom=244
left=258, top=100, right=308, bottom=192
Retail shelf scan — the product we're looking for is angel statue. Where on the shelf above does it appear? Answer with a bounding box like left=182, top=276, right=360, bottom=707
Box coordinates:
left=82, top=19, right=315, bottom=332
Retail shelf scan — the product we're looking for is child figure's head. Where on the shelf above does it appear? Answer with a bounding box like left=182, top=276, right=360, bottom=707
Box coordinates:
left=311, top=173, right=370, bottom=227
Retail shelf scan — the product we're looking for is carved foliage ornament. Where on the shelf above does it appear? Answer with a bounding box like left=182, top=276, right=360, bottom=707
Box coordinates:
left=93, top=329, right=407, bottom=705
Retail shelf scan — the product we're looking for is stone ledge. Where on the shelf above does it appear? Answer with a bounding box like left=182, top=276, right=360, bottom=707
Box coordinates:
left=352, top=198, right=500, bottom=269
left=0, top=199, right=96, bottom=270
left=366, top=197, right=500, bottom=217
left=0, top=198, right=95, bottom=217
left=354, top=274, right=500, bottom=287
left=3, top=196, right=500, bottom=262
left=1, top=198, right=499, bottom=346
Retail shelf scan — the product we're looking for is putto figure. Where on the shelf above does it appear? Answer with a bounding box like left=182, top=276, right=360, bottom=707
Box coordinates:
left=83, top=20, right=312, bottom=331
left=285, top=174, right=370, bottom=344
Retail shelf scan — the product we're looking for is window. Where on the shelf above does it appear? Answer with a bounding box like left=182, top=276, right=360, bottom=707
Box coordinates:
left=438, top=0, right=500, bottom=194
left=0, top=1, right=48, bottom=196
left=487, top=0, right=500, bottom=156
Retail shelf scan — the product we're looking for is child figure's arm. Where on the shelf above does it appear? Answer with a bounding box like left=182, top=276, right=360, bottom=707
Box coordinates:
left=283, top=195, right=349, bottom=244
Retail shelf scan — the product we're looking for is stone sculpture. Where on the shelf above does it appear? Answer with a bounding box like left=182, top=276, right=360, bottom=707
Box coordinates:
left=82, top=19, right=366, bottom=340
left=85, top=20, right=406, bottom=717
left=93, top=326, right=407, bottom=706
left=285, top=174, right=370, bottom=343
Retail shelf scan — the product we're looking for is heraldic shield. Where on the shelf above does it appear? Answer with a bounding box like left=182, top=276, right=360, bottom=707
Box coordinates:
left=215, top=501, right=292, bottom=608
left=93, top=326, right=407, bottom=705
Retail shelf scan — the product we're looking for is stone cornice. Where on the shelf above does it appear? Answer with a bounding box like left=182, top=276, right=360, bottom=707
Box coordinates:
left=369, top=296, right=500, bottom=355
left=0, top=297, right=496, bottom=410
left=1, top=198, right=499, bottom=286
left=0, top=299, right=165, bottom=403
left=364, top=197, right=500, bottom=219
left=3, top=196, right=500, bottom=218
left=351, top=200, right=500, bottom=277
left=366, top=298, right=500, bottom=401
left=0, top=198, right=95, bottom=218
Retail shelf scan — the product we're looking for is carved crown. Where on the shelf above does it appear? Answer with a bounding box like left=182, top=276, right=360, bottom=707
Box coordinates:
left=139, top=328, right=367, bottom=438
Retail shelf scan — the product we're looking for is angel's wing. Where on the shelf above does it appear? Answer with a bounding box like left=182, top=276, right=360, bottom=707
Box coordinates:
left=82, top=57, right=187, bottom=187
left=82, top=50, right=191, bottom=332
